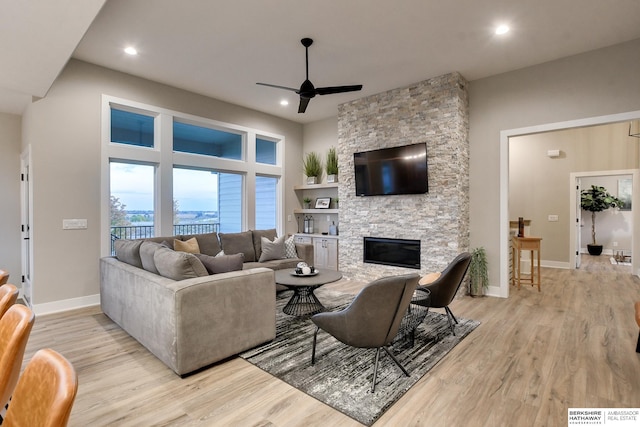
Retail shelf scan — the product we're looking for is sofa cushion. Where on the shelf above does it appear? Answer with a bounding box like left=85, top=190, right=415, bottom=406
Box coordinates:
left=174, top=237, right=200, bottom=254
left=259, top=236, right=285, bottom=262
left=140, top=241, right=165, bottom=274
left=252, top=229, right=277, bottom=260
left=153, top=247, right=208, bottom=280
left=114, top=239, right=144, bottom=268
left=194, top=253, right=244, bottom=274
left=245, top=258, right=301, bottom=271
left=219, top=231, right=256, bottom=262
left=180, top=232, right=221, bottom=256
left=284, top=235, right=298, bottom=258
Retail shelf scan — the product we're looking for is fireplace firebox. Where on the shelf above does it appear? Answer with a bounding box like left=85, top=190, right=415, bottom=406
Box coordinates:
left=363, top=237, right=420, bottom=269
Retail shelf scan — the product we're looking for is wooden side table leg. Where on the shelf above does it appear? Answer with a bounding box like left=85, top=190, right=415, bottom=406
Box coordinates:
left=537, top=247, right=541, bottom=292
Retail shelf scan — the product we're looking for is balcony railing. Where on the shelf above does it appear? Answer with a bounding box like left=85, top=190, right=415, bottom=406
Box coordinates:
left=110, top=223, right=219, bottom=255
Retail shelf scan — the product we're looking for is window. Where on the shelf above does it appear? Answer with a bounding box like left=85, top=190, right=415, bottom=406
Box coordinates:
left=173, top=121, right=242, bottom=159
left=256, top=138, right=277, bottom=165
left=103, top=97, right=283, bottom=256
left=255, top=175, right=277, bottom=230
left=109, top=162, right=155, bottom=253
left=111, top=108, right=154, bottom=148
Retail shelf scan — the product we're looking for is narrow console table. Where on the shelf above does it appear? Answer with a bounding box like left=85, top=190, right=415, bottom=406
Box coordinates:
left=511, top=236, right=542, bottom=292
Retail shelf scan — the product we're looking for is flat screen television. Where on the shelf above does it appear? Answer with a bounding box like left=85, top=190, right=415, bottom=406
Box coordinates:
left=354, top=143, right=428, bottom=196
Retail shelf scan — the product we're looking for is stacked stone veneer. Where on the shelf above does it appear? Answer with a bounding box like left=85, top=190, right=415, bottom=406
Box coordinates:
left=337, top=72, right=469, bottom=286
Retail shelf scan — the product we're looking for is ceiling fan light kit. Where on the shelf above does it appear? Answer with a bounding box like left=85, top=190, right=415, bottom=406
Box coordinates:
left=257, top=38, right=363, bottom=113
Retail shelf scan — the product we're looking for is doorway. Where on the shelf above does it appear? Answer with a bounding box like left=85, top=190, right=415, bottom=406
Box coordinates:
left=500, top=110, right=640, bottom=298
left=20, top=146, right=32, bottom=307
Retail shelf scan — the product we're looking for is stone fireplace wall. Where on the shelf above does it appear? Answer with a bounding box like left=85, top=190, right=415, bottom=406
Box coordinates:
left=337, top=72, right=469, bottom=283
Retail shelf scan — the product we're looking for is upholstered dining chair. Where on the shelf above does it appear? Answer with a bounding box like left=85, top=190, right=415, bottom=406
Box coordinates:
left=0, top=304, right=35, bottom=414
left=311, top=273, right=419, bottom=392
left=3, top=348, right=78, bottom=427
left=0, top=284, right=19, bottom=319
left=416, top=252, right=471, bottom=336
left=0, top=270, right=9, bottom=286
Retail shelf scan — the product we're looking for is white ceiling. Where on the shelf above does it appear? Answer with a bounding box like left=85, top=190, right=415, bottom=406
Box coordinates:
left=3, top=0, right=640, bottom=123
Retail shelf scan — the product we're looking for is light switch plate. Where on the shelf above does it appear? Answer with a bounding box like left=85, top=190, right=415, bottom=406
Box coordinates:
left=548, top=215, right=559, bottom=222
left=63, top=219, right=87, bottom=230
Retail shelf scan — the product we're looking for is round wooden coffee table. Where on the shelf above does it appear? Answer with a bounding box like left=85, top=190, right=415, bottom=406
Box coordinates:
left=275, top=269, right=343, bottom=316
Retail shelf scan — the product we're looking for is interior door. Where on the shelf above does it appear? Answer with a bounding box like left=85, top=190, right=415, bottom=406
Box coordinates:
left=575, top=178, right=581, bottom=269
left=20, top=148, right=32, bottom=307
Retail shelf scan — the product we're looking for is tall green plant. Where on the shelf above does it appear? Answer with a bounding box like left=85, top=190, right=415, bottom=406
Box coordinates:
left=469, top=247, right=488, bottom=296
left=303, top=151, right=322, bottom=178
left=326, top=147, right=338, bottom=175
left=580, top=185, right=623, bottom=245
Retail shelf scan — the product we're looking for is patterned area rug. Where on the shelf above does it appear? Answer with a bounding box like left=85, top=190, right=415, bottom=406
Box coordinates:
left=240, top=289, right=480, bottom=426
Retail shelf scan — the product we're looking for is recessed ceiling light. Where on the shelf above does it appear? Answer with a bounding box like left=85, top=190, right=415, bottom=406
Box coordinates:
left=495, top=25, right=510, bottom=35
left=124, top=46, right=138, bottom=55
left=280, top=100, right=289, bottom=106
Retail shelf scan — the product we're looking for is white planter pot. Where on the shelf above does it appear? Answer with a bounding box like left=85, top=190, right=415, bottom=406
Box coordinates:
left=327, top=174, right=338, bottom=183
left=306, top=176, right=318, bottom=185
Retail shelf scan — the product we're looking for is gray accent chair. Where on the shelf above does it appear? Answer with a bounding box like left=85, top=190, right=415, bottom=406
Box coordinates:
left=311, top=273, right=419, bottom=392
left=415, top=252, right=472, bottom=336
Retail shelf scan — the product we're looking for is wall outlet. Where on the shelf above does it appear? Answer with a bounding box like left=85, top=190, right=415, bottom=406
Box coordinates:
left=327, top=215, right=331, bottom=222
left=287, top=215, right=292, bottom=222
left=613, top=241, right=618, bottom=247
left=548, top=215, right=559, bottom=222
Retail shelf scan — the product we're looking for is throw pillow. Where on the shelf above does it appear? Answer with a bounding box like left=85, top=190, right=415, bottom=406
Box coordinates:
left=219, top=231, right=256, bottom=262
left=114, top=239, right=143, bottom=268
left=153, top=247, right=208, bottom=280
left=179, top=232, right=221, bottom=256
left=284, top=235, right=298, bottom=259
left=252, top=229, right=277, bottom=260
left=140, top=241, right=164, bottom=274
left=259, top=235, right=285, bottom=262
left=174, top=237, right=200, bottom=254
left=194, top=253, right=244, bottom=274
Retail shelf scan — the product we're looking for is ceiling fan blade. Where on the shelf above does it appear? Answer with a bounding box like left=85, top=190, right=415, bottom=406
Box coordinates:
left=256, top=82, right=299, bottom=93
left=316, top=85, right=363, bottom=95
left=298, top=97, right=310, bottom=113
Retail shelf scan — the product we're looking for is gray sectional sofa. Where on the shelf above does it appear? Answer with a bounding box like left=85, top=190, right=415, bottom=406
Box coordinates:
left=100, top=229, right=313, bottom=376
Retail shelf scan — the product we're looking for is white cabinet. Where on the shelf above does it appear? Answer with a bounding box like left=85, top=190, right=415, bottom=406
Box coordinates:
left=313, top=236, right=339, bottom=271
left=294, top=234, right=339, bottom=271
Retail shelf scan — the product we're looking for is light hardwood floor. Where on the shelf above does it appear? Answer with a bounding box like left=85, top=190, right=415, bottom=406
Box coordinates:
left=22, top=256, right=640, bottom=426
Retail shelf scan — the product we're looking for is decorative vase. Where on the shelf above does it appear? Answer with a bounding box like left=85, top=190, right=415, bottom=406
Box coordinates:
left=306, top=176, right=318, bottom=185
left=327, top=174, right=337, bottom=183
left=587, top=244, right=603, bottom=256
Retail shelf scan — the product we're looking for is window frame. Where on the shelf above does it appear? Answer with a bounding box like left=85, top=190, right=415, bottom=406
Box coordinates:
left=101, top=95, right=284, bottom=257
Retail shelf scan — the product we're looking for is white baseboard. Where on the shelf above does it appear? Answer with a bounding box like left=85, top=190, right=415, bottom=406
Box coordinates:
left=32, top=294, right=100, bottom=316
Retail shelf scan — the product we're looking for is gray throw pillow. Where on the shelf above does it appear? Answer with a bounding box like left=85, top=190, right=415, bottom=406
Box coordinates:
left=153, top=247, right=208, bottom=280
left=194, top=253, right=244, bottom=274
left=140, top=241, right=164, bottom=274
left=219, top=231, right=256, bottom=262
left=180, top=232, right=222, bottom=256
left=252, top=229, right=277, bottom=260
left=259, top=236, right=285, bottom=262
left=114, top=239, right=143, bottom=268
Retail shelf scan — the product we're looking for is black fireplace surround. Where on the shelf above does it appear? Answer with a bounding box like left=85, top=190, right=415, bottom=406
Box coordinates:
left=363, top=237, right=421, bottom=269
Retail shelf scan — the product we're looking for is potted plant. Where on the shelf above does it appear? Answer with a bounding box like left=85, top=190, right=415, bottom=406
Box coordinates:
left=303, top=197, right=312, bottom=209
left=469, top=247, right=488, bottom=297
left=580, top=185, right=623, bottom=255
left=303, top=151, right=322, bottom=185
left=326, top=147, right=338, bottom=183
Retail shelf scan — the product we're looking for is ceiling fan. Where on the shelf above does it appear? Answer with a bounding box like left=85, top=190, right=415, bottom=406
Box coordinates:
left=257, top=38, right=363, bottom=113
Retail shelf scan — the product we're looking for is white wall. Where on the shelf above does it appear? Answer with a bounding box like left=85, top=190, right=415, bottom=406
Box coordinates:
left=0, top=113, right=22, bottom=283
left=21, top=59, right=303, bottom=309
left=469, top=38, right=640, bottom=294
